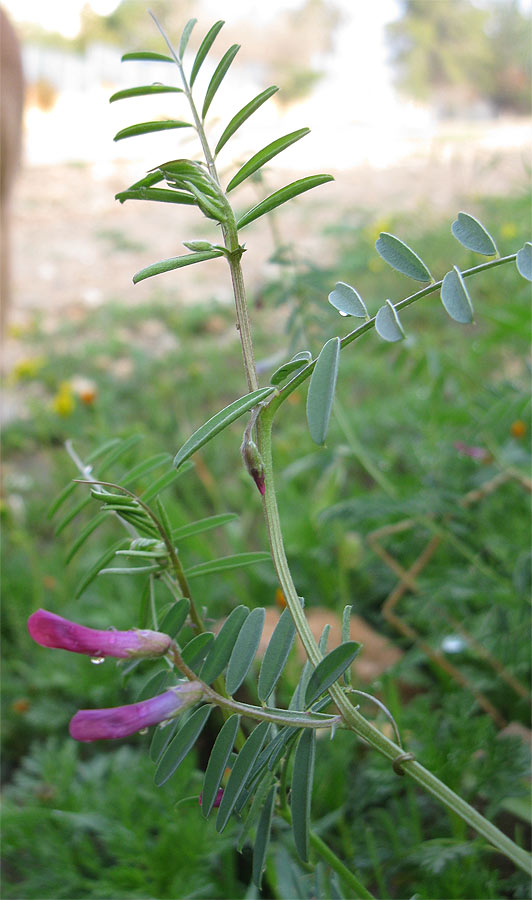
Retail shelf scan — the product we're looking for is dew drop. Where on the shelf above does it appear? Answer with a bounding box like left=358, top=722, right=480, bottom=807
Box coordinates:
left=139, top=727, right=148, bottom=735
left=339, top=310, right=350, bottom=317
left=90, top=656, right=105, bottom=665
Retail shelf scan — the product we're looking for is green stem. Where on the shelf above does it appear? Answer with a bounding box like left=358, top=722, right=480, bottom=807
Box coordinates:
left=278, top=806, right=376, bottom=900
left=258, top=406, right=530, bottom=875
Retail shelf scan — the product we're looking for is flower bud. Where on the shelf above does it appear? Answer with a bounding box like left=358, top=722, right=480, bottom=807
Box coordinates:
left=28, top=609, right=172, bottom=659
left=241, top=438, right=265, bottom=495
left=69, top=683, right=204, bottom=742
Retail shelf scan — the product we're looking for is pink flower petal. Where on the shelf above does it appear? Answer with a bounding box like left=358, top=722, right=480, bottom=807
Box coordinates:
left=28, top=609, right=171, bottom=658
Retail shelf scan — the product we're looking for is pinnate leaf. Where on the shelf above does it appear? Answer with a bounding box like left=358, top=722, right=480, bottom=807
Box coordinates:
left=202, top=713, right=240, bottom=817
left=190, top=20, right=224, bottom=86
left=114, top=120, right=192, bottom=141
left=516, top=242, right=532, bottom=281
left=376, top=232, right=432, bottom=282
left=306, top=336, right=340, bottom=445
left=215, top=86, right=279, bottom=156
left=258, top=607, right=297, bottom=701
left=155, top=705, right=212, bottom=787
left=200, top=605, right=249, bottom=684
left=150, top=718, right=179, bottom=763
left=226, top=128, right=310, bottom=193
left=173, top=386, right=274, bottom=469
left=109, top=85, right=183, bottom=102
left=216, top=721, right=270, bottom=832
left=451, top=211, right=497, bottom=256
left=291, top=729, right=315, bottom=862
left=225, top=607, right=265, bottom=695
left=133, top=249, right=224, bottom=284
left=440, top=266, right=474, bottom=324
left=328, top=282, right=368, bottom=318
left=305, top=641, right=362, bottom=707
left=202, top=44, right=240, bottom=120
left=237, top=175, right=333, bottom=229
left=375, top=299, right=405, bottom=342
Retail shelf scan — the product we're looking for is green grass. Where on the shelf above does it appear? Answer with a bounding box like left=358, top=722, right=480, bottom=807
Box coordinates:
left=2, top=191, right=530, bottom=899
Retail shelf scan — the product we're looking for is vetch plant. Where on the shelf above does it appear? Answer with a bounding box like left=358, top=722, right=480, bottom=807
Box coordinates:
left=29, top=14, right=531, bottom=897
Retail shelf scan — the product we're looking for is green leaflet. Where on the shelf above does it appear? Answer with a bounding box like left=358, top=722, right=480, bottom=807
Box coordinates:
left=201, top=714, right=240, bottom=818
left=226, top=128, right=310, bottom=193
left=121, top=51, right=174, bottom=63
left=55, top=496, right=92, bottom=536
left=202, top=44, right=240, bottom=120
left=133, top=249, right=224, bottom=284
left=516, top=242, right=532, bottom=281
left=237, top=174, right=333, bottom=229
left=216, top=721, right=270, bottom=832
left=200, top=605, right=249, bottom=685
left=252, top=785, right=276, bottom=888
left=305, top=641, right=362, bottom=707
left=75, top=538, right=129, bottom=598
left=109, top=85, right=183, bottom=102
left=237, top=772, right=276, bottom=852
left=172, top=513, right=238, bottom=541
left=328, top=282, right=368, bottom=318
left=181, top=633, right=215, bottom=672
left=136, top=669, right=170, bottom=702
left=258, top=607, right=296, bottom=701
left=65, top=512, right=109, bottom=564
left=306, top=336, right=340, bottom=445
left=225, top=607, right=265, bottom=695
left=178, top=18, right=197, bottom=59
left=185, top=552, right=271, bottom=579
left=291, top=729, right=315, bottom=862
left=440, top=267, right=475, bottom=324
left=159, top=598, right=190, bottom=640
left=154, top=704, right=212, bottom=787
left=113, top=120, right=193, bottom=141
left=375, top=232, right=432, bottom=282
left=215, top=86, right=279, bottom=156
left=342, top=605, right=353, bottom=686
left=121, top=453, right=172, bottom=487
left=173, top=386, right=274, bottom=470
left=149, top=718, right=179, bottom=763
left=270, top=351, right=312, bottom=386
left=190, top=20, right=224, bottom=87
left=115, top=188, right=196, bottom=206
left=137, top=470, right=177, bottom=503
left=375, top=299, right=406, bottom=342
left=451, top=211, right=498, bottom=256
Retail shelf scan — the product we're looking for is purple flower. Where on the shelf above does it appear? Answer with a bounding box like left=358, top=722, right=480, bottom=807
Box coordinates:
left=454, top=441, right=489, bottom=461
left=28, top=608, right=172, bottom=659
left=69, top=683, right=205, bottom=741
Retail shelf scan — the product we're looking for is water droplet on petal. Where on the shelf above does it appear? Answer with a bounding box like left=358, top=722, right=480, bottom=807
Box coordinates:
left=90, top=656, right=105, bottom=665
left=139, top=727, right=148, bottom=735
left=339, top=310, right=350, bottom=317
left=107, top=626, right=117, bottom=632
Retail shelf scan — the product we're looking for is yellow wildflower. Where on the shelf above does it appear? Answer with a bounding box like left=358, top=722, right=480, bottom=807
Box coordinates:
left=52, top=382, right=75, bottom=417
